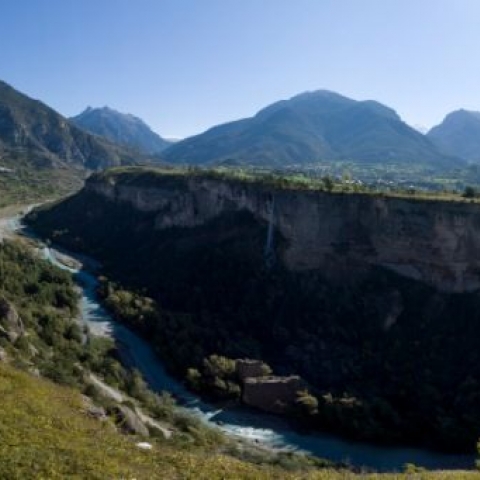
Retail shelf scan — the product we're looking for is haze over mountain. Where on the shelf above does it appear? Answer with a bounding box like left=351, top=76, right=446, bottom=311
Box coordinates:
left=0, top=80, right=138, bottom=172
left=71, top=106, right=172, bottom=155
left=162, top=90, right=459, bottom=169
left=427, top=110, right=480, bottom=162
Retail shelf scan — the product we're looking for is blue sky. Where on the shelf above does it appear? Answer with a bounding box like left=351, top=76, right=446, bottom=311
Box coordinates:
left=1, top=0, right=480, bottom=137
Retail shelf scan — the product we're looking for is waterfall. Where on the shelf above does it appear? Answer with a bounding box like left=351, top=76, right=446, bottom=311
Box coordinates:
left=264, top=195, right=275, bottom=268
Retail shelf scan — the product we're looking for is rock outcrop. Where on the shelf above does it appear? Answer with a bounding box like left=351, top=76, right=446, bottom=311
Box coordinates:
left=85, top=171, right=480, bottom=293
left=242, top=376, right=305, bottom=414
left=0, top=297, right=24, bottom=342
left=112, top=405, right=150, bottom=437
left=235, top=359, right=304, bottom=414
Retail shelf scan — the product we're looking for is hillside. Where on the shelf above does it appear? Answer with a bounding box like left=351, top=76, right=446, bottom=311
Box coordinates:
left=428, top=110, right=480, bottom=162
left=0, top=362, right=311, bottom=479
left=3, top=366, right=477, bottom=479
left=162, top=90, right=459, bottom=169
left=71, top=106, right=172, bottom=154
left=0, top=224, right=338, bottom=478
left=0, top=80, right=141, bottom=202
left=27, top=167, right=480, bottom=454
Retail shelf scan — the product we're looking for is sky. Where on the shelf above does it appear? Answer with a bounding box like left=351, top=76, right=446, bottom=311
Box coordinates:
left=1, top=0, right=480, bottom=138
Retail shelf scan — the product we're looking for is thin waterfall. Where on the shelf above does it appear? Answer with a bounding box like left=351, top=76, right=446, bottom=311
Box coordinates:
left=264, top=195, right=275, bottom=268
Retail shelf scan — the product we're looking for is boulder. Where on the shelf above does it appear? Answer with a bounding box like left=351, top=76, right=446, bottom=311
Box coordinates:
left=0, top=297, right=24, bottom=343
left=112, top=405, right=150, bottom=437
left=242, top=376, right=305, bottom=414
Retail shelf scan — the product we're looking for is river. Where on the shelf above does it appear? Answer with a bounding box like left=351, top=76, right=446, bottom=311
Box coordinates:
left=4, top=212, right=477, bottom=472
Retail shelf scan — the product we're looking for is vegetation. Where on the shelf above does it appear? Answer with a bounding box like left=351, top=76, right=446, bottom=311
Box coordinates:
left=186, top=354, right=241, bottom=399
left=0, top=240, right=124, bottom=390
left=0, top=239, right=352, bottom=476
left=462, top=186, right=478, bottom=199
left=93, top=164, right=480, bottom=203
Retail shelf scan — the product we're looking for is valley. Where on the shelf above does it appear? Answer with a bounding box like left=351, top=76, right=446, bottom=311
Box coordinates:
left=25, top=167, right=480, bottom=466
left=1, top=77, right=480, bottom=477
left=5, top=2, right=480, bottom=476
left=1, top=199, right=475, bottom=473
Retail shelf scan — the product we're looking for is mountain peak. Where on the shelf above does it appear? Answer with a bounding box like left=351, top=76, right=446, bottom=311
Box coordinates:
left=290, top=89, right=352, bottom=102
left=70, top=107, right=171, bottom=154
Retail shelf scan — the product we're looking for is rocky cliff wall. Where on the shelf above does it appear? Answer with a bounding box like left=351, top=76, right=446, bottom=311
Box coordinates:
left=86, top=173, right=480, bottom=292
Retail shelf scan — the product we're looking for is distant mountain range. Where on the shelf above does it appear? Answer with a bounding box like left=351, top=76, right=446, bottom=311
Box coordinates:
left=71, top=107, right=172, bottom=155
left=3, top=77, right=480, bottom=197
left=162, top=90, right=459, bottom=169
left=427, top=110, right=480, bottom=162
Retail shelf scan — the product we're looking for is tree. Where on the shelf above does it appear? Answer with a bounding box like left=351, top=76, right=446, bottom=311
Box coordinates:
left=322, top=176, right=334, bottom=192
left=296, top=389, right=319, bottom=415
left=462, top=186, right=476, bottom=198
left=186, top=368, right=201, bottom=390
left=202, top=354, right=236, bottom=379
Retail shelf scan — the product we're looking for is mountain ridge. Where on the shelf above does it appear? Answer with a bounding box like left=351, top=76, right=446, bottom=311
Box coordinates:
left=162, top=90, right=460, bottom=169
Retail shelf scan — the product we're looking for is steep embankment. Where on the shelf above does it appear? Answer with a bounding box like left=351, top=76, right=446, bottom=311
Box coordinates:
left=28, top=168, right=480, bottom=452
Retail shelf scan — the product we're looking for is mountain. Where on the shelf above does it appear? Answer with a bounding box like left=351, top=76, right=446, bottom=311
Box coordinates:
left=71, top=106, right=172, bottom=154
left=0, top=80, right=138, bottom=171
left=427, top=109, right=480, bottom=162
left=0, top=79, right=142, bottom=201
left=162, top=90, right=459, bottom=169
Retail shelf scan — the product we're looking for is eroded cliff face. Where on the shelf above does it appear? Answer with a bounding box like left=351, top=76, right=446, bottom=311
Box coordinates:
left=86, top=174, right=480, bottom=293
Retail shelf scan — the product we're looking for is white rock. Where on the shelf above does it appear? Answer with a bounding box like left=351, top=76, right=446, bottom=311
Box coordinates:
left=136, top=442, right=153, bottom=450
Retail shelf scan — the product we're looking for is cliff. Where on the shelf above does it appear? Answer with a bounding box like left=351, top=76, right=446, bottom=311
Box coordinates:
left=85, top=169, right=480, bottom=293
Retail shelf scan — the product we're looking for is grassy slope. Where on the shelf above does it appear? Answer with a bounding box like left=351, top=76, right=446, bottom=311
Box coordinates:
left=0, top=361, right=282, bottom=479
left=0, top=362, right=477, bottom=479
